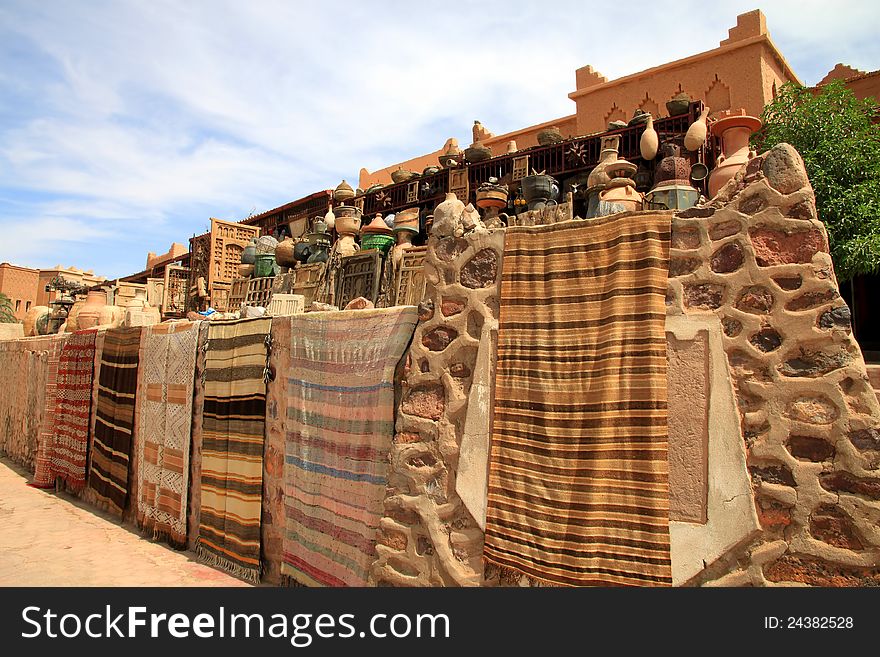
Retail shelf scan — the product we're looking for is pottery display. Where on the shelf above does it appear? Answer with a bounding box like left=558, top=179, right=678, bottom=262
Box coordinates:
left=306, top=236, right=331, bottom=264
left=360, top=214, right=394, bottom=254
left=647, top=142, right=700, bottom=210
left=23, top=305, right=50, bottom=337
left=476, top=179, right=509, bottom=210
left=521, top=172, right=560, bottom=211
left=666, top=92, right=691, bottom=117
left=254, top=253, right=277, bottom=278
left=275, top=237, right=298, bottom=268
left=684, top=106, right=710, bottom=151
left=586, top=136, right=620, bottom=218
left=394, top=207, right=420, bottom=234
left=599, top=179, right=643, bottom=212
left=241, top=238, right=257, bottom=265
left=255, top=235, right=278, bottom=255
left=464, top=142, right=492, bottom=162
left=639, top=115, right=659, bottom=161
left=708, top=109, right=762, bottom=197
left=391, top=168, right=417, bottom=184
left=123, top=289, right=160, bottom=328
left=238, top=263, right=255, bottom=277
left=333, top=180, right=355, bottom=202
left=537, top=126, right=563, bottom=146
left=334, top=205, right=362, bottom=236
left=76, top=290, right=108, bottom=330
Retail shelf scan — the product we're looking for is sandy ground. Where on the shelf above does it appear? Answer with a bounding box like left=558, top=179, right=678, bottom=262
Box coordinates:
left=0, top=458, right=250, bottom=586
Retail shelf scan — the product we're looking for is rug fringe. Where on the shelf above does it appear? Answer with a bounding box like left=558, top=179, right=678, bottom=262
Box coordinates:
left=483, top=555, right=565, bottom=587
left=196, top=544, right=261, bottom=584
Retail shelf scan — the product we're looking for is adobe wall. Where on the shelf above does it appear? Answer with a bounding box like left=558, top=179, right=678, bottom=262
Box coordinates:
left=0, top=263, right=39, bottom=320
left=372, top=143, right=880, bottom=587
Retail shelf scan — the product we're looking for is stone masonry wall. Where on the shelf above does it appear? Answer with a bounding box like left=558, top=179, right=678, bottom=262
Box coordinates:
left=371, top=231, right=504, bottom=586
left=668, top=144, right=880, bottom=586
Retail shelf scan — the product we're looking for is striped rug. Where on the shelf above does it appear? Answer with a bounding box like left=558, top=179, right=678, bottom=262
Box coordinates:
left=483, top=213, right=674, bottom=587
left=88, top=327, right=142, bottom=517
left=48, top=329, right=97, bottom=492
left=31, top=334, right=69, bottom=489
left=281, top=307, right=418, bottom=587
left=196, top=317, right=272, bottom=583
left=136, top=321, right=200, bottom=547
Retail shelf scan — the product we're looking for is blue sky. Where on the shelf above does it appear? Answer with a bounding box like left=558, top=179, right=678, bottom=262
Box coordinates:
left=1, top=0, right=878, bottom=278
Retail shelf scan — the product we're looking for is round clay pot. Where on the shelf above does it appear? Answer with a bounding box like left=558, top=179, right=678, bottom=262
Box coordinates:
left=391, top=168, right=417, bottom=184
left=24, top=305, right=49, bottom=337
left=361, top=214, right=393, bottom=236
left=275, top=237, right=297, bottom=268
left=666, top=92, right=691, bottom=117
left=599, top=180, right=643, bottom=212
left=255, top=235, right=278, bottom=255
left=335, top=205, right=362, bottom=236
left=464, top=143, right=492, bottom=162
left=333, top=180, right=355, bottom=202
left=253, top=253, right=277, bottom=278
left=639, top=115, right=659, bottom=161
left=76, top=290, right=107, bottom=330
left=238, top=263, right=255, bottom=278
left=684, top=106, right=710, bottom=151
left=587, top=147, right=620, bottom=189
left=394, top=207, right=420, bottom=233
left=241, top=238, right=257, bottom=265
left=537, top=126, right=563, bottom=146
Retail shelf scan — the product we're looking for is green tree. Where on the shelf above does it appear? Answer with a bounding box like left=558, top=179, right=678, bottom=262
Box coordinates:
left=754, top=80, right=880, bottom=282
left=0, top=293, right=15, bottom=323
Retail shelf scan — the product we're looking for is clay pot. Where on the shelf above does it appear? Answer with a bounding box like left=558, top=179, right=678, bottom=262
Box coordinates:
left=537, top=126, right=563, bottom=146
left=361, top=214, right=393, bottom=236
left=394, top=207, right=420, bottom=234
left=708, top=110, right=762, bottom=198
left=76, top=290, right=107, bottom=330
left=607, top=120, right=628, bottom=130
left=506, top=140, right=518, bottom=153
left=599, top=179, right=643, bottom=212
left=238, top=263, right=255, bottom=278
left=293, top=240, right=312, bottom=263
left=587, top=139, right=621, bottom=189
left=684, top=106, right=710, bottom=151
left=274, top=237, right=298, bottom=268
left=629, top=109, right=651, bottom=126
left=639, top=115, right=659, bottom=161
left=123, top=290, right=160, bottom=328
left=391, top=168, right=417, bottom=184
left=324, top=207, right=336, bottom=230
left=606, top=159, right=638, bottom=180
left=335, top=205, right=362, bottom=236
left=476, top=182, right=509, bottom=210
left=23, top=305, right=50, bottom=337
left=666, top=92, right=691, bottom=117
left=521, top=173, right=560, bottom=210
left=333, top=180, right=355, bottom=202
left=438, top=138, right=463, bottom=167
left=334, top=234, right=359, bottom=258
left=241, top=238, right=257, bottom=265
left=464, top=143, right=492, bottom=162
left=255, top=235, right=278, bottom=255
left=392, top=231, right=416, bottom=270
left=98, top=305, right=124, bottom=328
left=306, top=239, right=330, bottom=264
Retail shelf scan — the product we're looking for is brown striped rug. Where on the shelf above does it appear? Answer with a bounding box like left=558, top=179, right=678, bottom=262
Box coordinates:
left=88, top=327, right=142, bottom=517
left=484, top=212, right=673, bottom=587
left=49, top=329, right=97, bottom=492
left=196, top=317, right=271, bottom=583
left=135, top=321, right=200, bottom=547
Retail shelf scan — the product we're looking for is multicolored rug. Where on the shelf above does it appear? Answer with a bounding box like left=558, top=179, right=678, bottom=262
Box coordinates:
left=31, top=335, right=69, bottom=488
left=196, top=317, right=272, bottom=583
left=88, top=327, right=142, bottom=517
left=483, top=214, right=674, bottom=587
left=135, top=321, right=200, bottom=547
left=281, top=307, right=418, bottom=587
left=48, top=330, right=97, bottom=492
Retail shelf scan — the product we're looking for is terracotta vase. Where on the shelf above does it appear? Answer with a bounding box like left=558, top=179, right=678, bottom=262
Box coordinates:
left=123, top=289, right=160, bottom=327
left=24, top=305, right=49, bottom=337
left=76, top=290, right=107, bottom=330
left=324, top=207, right=336, bottom=231
left=334, top=234, right=359, bottom=258
left=99, top=304, right=124, bottom=328
left=587, top=136, right=621, bottom=189
left=708, top=110, right=762, bottom=198
left=639, top=115, right=659, bottom=161
left=66, top=297, right=86, bottom=332
left=335, top=205, right=362, bottom=236
left=599, top=180, right=643, bottom=212
left=394, top=207, right=420, bottom=234
left=684, top=106, right=710, bottom=152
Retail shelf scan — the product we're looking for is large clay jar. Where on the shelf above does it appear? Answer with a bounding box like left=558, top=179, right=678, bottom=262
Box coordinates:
left=254, top=253, right=277, bottom=278
left=275, top=237, right=298, bottom=268
left=335, top=205, right=362, bottom=236
left=666, top=92, right=691, bottom=117
left=394, top=207, right=420, bottom=233
left=98, top=304, right=124, bottom=328
left=464, top=142, right=492, bottom=162
left=708, top=109, right=762, bottom=198
left=123, top=290, right=159, bottom=327
left=431, top=192, right=466, bottom=237
left=599, top=180, right=643, bottom=212
left=639, top=115, right=659, bottom=161
left=76, top=290, right=108, bottom=330
left=66, top=296, right=86, bottom=332
left=24, top=305, right=50, bottom=337
left=241, top=238, right=257, bottom=265
left=333, top=180, right=355, bottom=203
left=684, top=106, right=710, bottom=152
left=537, top=126, right=563, bottom=146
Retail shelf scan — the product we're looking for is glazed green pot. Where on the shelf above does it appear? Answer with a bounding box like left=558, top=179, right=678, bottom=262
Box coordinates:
left=361, top=233, right=395, bottom=255
left=254, top=253, right=277, bottom=278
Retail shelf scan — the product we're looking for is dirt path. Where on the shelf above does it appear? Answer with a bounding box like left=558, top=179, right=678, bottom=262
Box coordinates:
left=0, top=458, right=250, bottom=586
